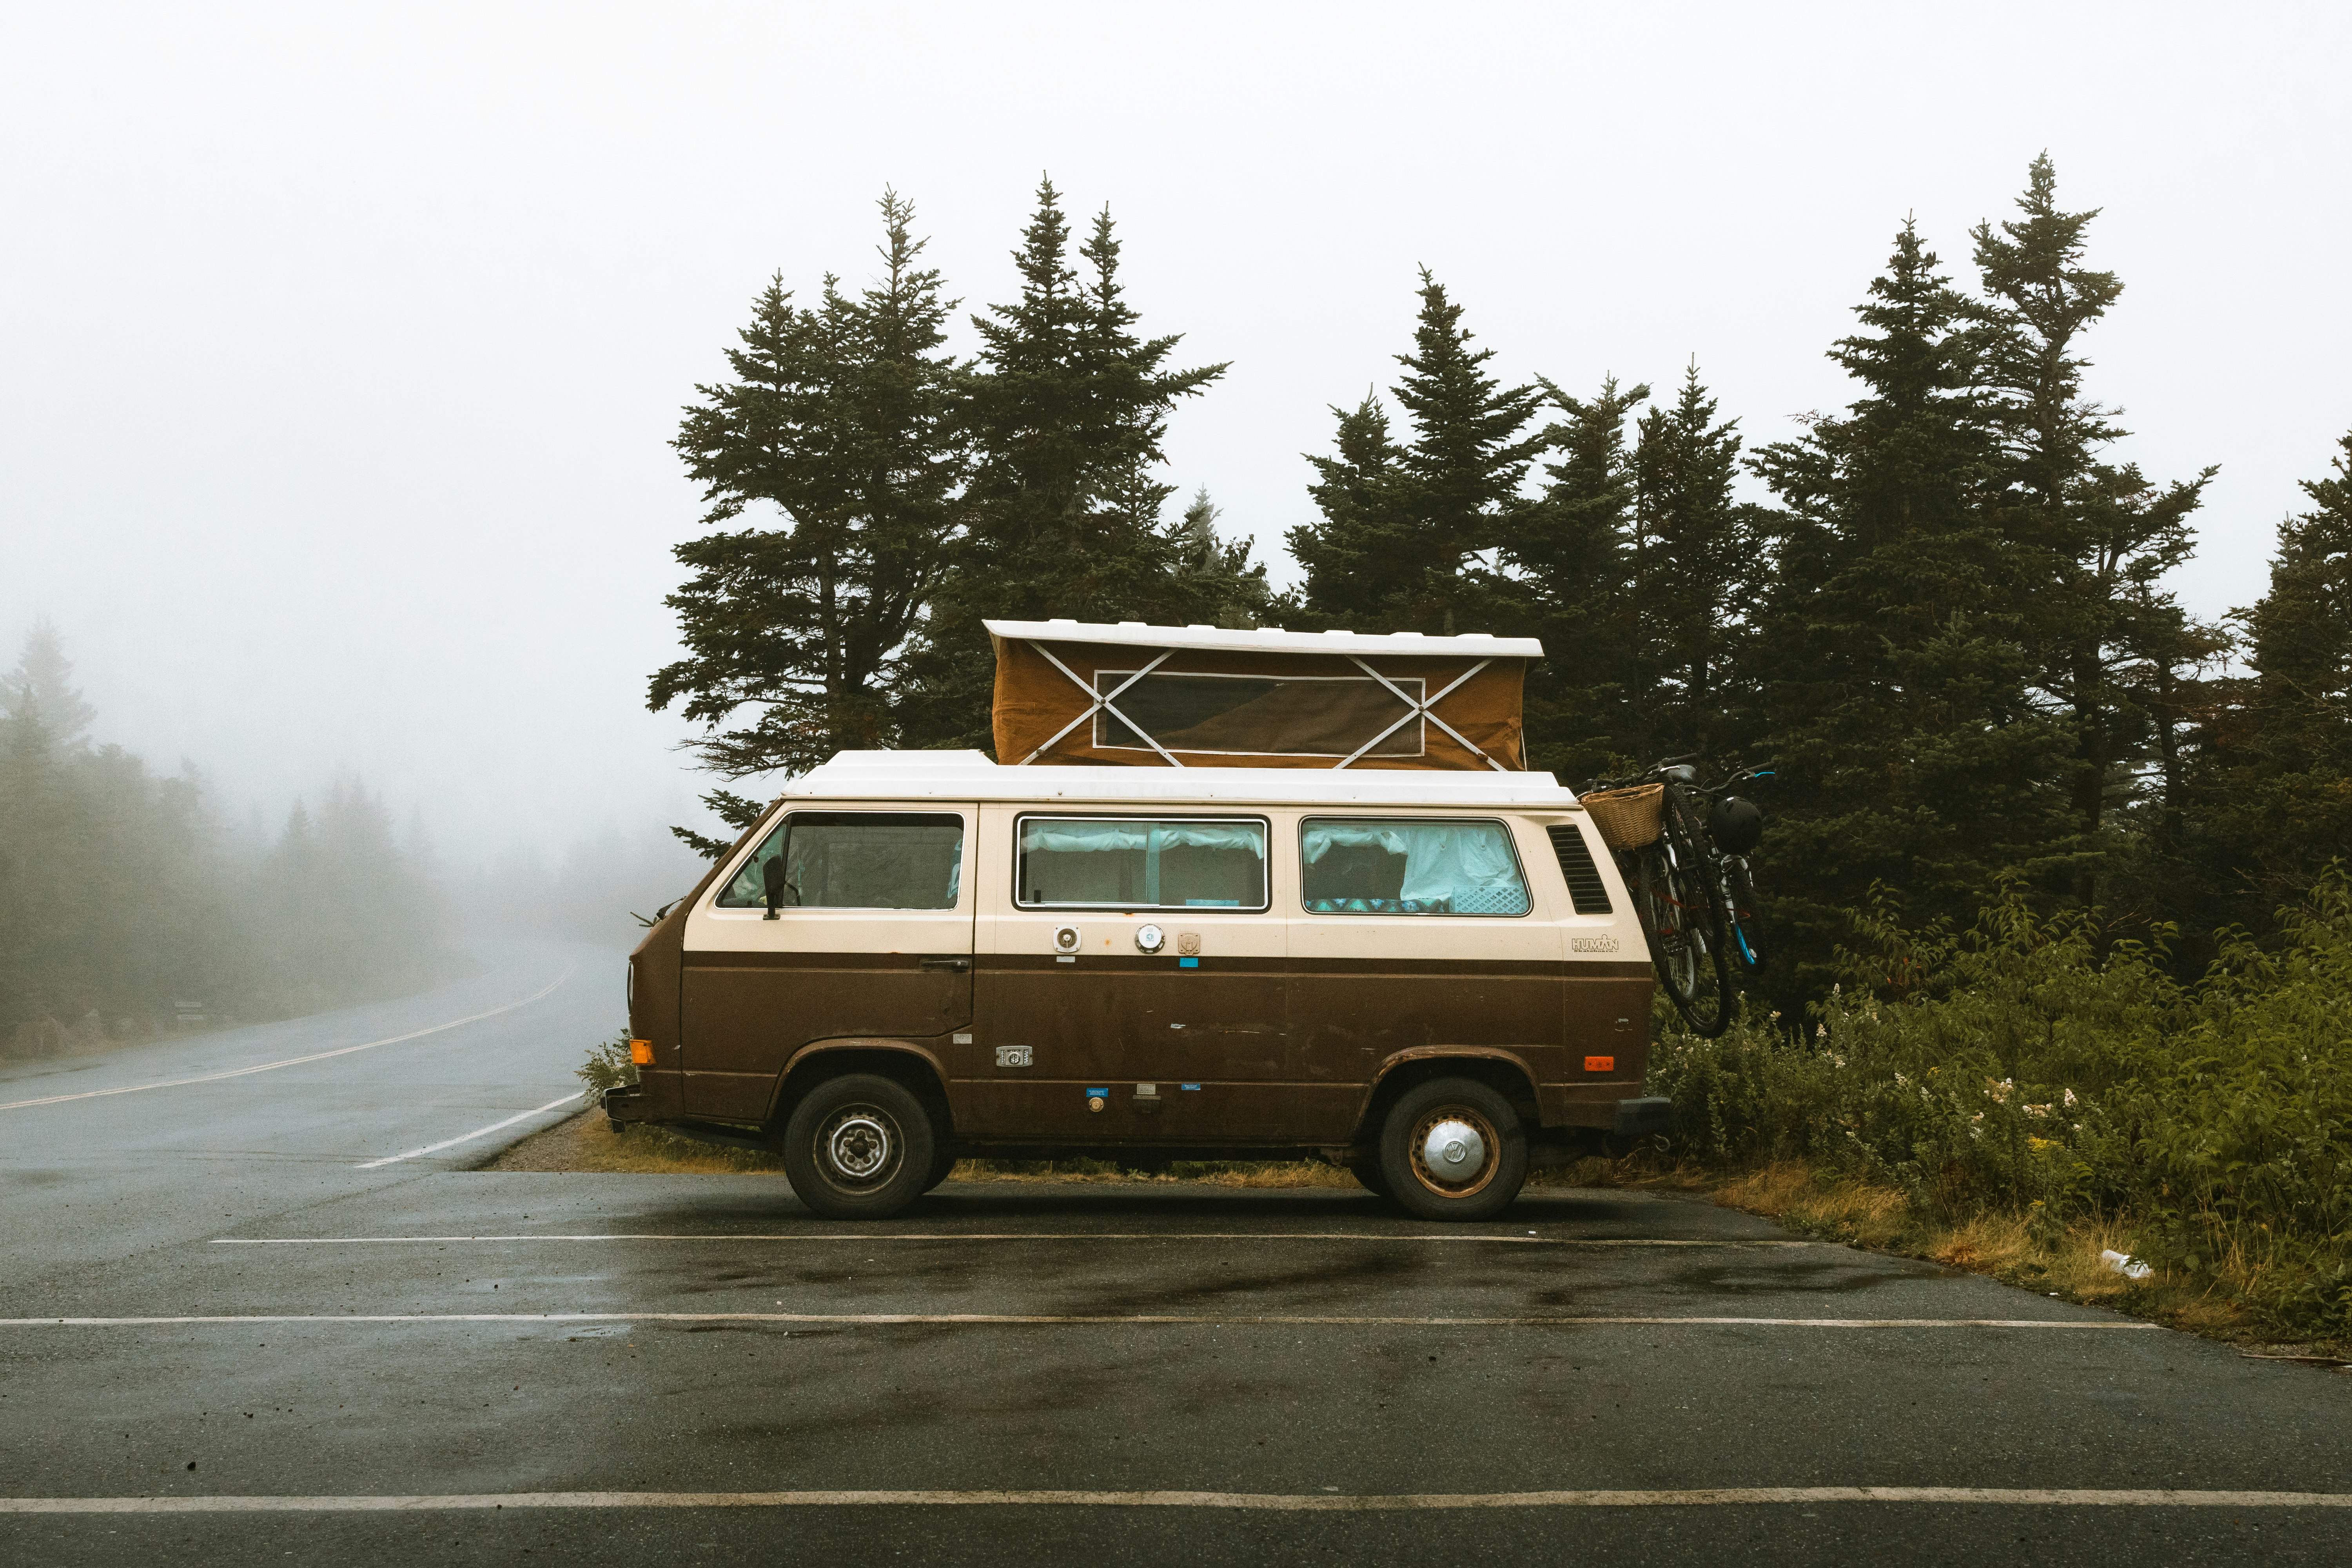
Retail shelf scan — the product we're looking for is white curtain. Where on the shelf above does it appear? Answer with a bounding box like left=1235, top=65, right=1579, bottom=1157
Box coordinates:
left=1302, top=820, right=1525, bottom=909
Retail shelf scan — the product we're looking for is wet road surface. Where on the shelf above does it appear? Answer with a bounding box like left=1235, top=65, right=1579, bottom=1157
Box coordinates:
left=2, top=945, right=2346, bottom=1564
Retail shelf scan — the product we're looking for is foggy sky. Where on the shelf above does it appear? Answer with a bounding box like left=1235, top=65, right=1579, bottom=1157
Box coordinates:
left=4, top=2, right=2347, bottom=862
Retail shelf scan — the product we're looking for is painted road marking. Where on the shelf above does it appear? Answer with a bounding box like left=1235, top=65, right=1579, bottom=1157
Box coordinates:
left=0, top=1312, right=2157, bottom=1329
left=0, top=1486, right=2337, bottom=1513
left=356, top=1094, right=582, bottom=1169
left=0, top=967, right=576, bottom=1113
left=209, top=1233, right=1821, bottom=1247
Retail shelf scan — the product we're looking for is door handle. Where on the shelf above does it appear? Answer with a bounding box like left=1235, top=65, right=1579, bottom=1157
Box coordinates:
left=919, top=957, right=971, bottom=973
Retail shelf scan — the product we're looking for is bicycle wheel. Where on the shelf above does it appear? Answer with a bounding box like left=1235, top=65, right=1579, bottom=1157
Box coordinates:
left=1626, top=838, right=1734, bottom=1037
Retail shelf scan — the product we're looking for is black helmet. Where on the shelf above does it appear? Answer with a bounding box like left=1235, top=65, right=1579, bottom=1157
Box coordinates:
left=1708, top=796, right=1763, bottom=855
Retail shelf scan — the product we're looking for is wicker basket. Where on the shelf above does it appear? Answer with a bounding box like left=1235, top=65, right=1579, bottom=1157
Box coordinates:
left=1581, top=784, right=1666, bottom=851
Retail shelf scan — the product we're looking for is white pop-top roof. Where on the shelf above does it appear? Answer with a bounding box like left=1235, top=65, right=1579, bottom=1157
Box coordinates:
left=784, top=751, right=1584, bottom=808
left=982, top=618, right=1545, bottom=660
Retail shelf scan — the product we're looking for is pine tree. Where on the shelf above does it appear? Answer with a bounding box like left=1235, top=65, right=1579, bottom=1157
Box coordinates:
left=1, top=619, right=96, bottom=749
left=901, top=180, right=1227, bottom=751
left=2187, top=431, right=2352, bottom=922
left=1170, top=488, right=1273, bottom=629
left=1507, top=376, right=1648, bottom=779
left=1290, top=272, right=1544, bottom=634
left=1970, top=154, right=2218, bottom=907
left=653, top=191, right=968, bottom=791
left=1747, top=219, right=2073, bottom=998
left=1630, top=362, right=1770, bottom=766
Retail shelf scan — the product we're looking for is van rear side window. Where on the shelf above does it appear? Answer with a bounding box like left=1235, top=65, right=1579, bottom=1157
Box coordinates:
left=719, top=813, right=964, bottom=910
left=1300, top=818, right=1531, bottom=916
left=1017, top=816, right=1268, bottom=911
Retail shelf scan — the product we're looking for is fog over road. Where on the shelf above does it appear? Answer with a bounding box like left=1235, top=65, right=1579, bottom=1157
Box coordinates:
left=1, top=948, right=2346, bottom=1566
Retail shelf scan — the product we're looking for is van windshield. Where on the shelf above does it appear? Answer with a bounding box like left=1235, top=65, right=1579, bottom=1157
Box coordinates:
left=1300, top=818, right=1530, bottom=915
left=719, top=813, right=964, bottom=910
left=1018, top=816, right=1267, bottom=911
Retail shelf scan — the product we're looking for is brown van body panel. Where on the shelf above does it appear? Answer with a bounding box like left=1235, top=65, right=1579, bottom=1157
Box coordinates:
left=619, top=767, right=1667, bottom=1159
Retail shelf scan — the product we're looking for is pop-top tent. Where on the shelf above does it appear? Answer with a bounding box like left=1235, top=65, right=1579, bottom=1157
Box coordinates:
left=985, top=619, right=1543, bottom=771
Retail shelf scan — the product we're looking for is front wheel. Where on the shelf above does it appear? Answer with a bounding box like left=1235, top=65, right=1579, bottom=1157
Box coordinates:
left=1378, top=1077, right=1528, bottom=1221
left=782, top=1073, right=938, bottom=1220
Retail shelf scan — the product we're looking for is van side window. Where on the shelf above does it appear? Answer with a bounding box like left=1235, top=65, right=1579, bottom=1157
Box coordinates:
left=1300, top=818, right=1531, bottom=916
left=718, top=813, right=964, bottom=910
left=1016, top=817, right=1268, bottom=911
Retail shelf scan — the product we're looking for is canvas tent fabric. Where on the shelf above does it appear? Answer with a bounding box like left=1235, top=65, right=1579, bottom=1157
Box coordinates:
left=985, top=620, right=1539, bottom=771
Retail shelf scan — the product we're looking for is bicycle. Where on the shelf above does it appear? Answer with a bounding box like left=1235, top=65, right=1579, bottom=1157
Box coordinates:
left=1579, top=758, right=1772, bottom=1038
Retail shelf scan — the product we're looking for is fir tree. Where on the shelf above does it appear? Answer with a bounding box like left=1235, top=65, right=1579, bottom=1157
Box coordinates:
left=1508, top=376, right=1648, bottom=779
left=1747, top=219, right=2072, bottom=999
left=1170, top=488, right=1273, bottom=629
left=1290, top=272, right=1543, bottom=634
left=1630, top=362, right=1769, bottom=766
left=1970, top=154, right=2217, bottom=906
left=0, top=619, right=96, bottom=749
left=901, top=179, right=1227, bottom=751
left=653, top=191, right=968, bottom=794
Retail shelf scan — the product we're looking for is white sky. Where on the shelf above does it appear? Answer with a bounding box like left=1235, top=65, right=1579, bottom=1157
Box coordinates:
left=4, top=2, right=2346, bottom=860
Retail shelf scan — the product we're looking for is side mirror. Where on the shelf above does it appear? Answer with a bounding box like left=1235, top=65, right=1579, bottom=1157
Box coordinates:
left=762, top=857, right=791, bottom=920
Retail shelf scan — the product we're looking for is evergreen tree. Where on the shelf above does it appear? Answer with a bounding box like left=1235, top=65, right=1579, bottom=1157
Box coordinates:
left=1630, top=362, right=1769, bottom=766
left=1508, top=376, right=1648, bottom=779
left=1289, top=271, right=1544, bottom=634
left=901, top=179, right=1227, bottom=751
left=1, top=619, right=95, bottom=749
left=1970, top=154, right=2217, bottom=907
left=2187, top=431, right=2352, bottom=922
left=1747, top=219, right=2073, bottom=1000
left=654, top=191, right=968, bottom=790
left=1169, top=488, right=1274, bottom=630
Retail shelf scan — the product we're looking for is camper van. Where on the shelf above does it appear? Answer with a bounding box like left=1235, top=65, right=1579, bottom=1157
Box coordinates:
left=612, top=623, right=1667, bottom=1221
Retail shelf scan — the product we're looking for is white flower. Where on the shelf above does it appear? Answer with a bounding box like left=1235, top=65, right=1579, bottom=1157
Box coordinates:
left=2062, top=1088, right=2078, bottom=1108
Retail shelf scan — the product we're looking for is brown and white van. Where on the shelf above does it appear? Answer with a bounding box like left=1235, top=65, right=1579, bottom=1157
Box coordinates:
left=613, top=749, right=1666, bottom=1221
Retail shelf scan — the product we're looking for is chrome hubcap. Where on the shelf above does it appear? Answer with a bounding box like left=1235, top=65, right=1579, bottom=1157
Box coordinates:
left=822, top=1109, right=895, bottom=1184
left=1421, top=1117, right=1488, bottom=1185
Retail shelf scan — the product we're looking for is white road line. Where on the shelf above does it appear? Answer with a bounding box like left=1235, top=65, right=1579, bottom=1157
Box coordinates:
left=1, top=1486, right=2339, bottom=1513
left=208, top=1233, right=1820, bottom=1247
left=356, top=1095, right=582, bottom=1169
left=0, top=967, right=576, bottom=1112
left=0, top=1312, right=2158, bottom=1329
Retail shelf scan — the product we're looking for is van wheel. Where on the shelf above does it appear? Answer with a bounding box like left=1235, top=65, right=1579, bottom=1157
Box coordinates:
left=922, top=1144, right=960, bottom=1193
left=782, top=1074, right=936, bottom=1220
left=1378, top=1076, right=1527, bottom=1222
left=1347, top=1160, right=1393, bottom=1198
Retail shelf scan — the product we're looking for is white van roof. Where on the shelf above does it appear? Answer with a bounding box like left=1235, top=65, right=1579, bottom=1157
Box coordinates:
left=981, top=618, right=1546, bottom=660
left=786, top=751, right=1585, bottom=809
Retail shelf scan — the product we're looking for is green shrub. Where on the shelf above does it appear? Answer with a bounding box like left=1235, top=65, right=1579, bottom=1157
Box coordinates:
left=576, top=1029, right=641, bottom=1108
left=1650, top=871, right=2352, bottom=1335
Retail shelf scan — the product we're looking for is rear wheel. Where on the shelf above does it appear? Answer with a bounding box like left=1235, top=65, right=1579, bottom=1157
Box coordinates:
left=1346, top=1160, right=1393, bottom=1199
left=1628, top=837, right=1733, bottom=1038
left=782, top=1073, right=937, bottom=1220
left=1378, top=1077, right=1527, bottom=1222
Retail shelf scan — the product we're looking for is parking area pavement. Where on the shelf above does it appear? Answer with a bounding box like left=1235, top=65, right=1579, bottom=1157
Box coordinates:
left=4, top=962, right=2348, bottom=1564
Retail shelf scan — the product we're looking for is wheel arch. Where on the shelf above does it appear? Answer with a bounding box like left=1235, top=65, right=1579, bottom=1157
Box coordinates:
left=1350, top=1048, right=1542, bottom=1146
left=770, top=1040, right=954, bottom=1140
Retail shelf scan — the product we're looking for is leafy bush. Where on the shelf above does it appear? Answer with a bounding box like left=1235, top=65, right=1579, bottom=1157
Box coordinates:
left=576, top=1030, right=641, bottom=1108
left=1650, top=871, right=2352, bottom=1335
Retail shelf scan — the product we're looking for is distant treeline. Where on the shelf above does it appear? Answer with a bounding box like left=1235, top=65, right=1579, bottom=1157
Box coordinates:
left=657, top=158, right=2350, bottom=1000
left=0, top=626, right=460, bottom=1049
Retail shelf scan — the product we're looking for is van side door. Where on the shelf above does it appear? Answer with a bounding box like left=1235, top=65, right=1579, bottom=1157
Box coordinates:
left=679, top=804, right=977, bottom=1123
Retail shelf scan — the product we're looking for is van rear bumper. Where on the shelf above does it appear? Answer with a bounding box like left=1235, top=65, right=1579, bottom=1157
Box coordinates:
left=1613, top=1096, right=1673, bottom=1138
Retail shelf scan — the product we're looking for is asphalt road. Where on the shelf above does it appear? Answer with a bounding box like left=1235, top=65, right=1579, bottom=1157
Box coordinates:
left=2, top=942, right=2347, bottom=1566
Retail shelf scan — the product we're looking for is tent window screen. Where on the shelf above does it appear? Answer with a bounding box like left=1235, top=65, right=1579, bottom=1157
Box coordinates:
left=1017, top=817, right=1268, bottom=911
left=719, top=813, right=964, bottom=910
left=1299, top=818, right=1532, bottom=916
left=1092, top=671, right=1424, bottom=759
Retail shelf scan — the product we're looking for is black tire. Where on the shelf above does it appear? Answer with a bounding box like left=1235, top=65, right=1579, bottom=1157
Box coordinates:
left=1347, top=1160, right=1393, bottom=1198
left=1628, top=829, right=1734, bottom=1039
left=922, top=1143, right=960, bottom=1193
left=781, top=1073, right=937, bottom=1220
left=1377, top=1076, right=1528, bottom=1222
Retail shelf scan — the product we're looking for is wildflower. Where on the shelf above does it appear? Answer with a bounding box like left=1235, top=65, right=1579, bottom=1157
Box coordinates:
left=1831, top=1055, right=1846, bottom=1069
left=2024, top=1103, right=2051, bottom=1118
left=1893, top=1072, right=1908, bottom=1087
left=2062, top=1088, right=2078, bottom=1108
left=1985, top=1078, right=2013, bottom=1104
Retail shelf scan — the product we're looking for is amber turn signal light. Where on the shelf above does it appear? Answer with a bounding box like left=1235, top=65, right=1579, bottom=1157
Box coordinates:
left=629, top=1039, right=655, bottom=1066
left=1583, top=1055, right=1615, bottom=1073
